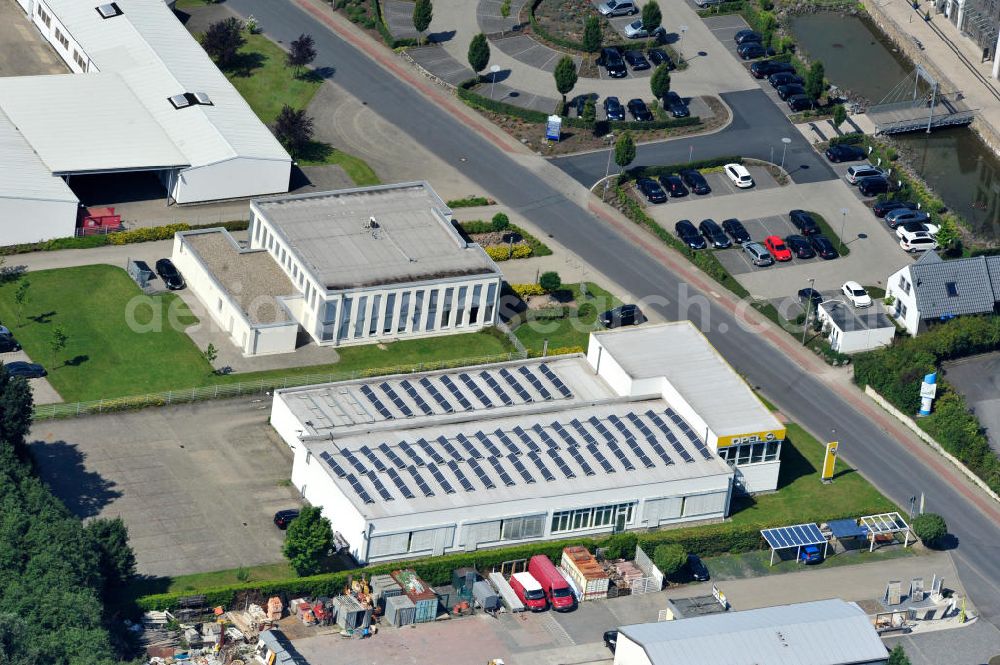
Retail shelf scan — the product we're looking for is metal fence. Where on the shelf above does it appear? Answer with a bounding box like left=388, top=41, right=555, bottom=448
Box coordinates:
left=33, top=351, right=527, bottom=420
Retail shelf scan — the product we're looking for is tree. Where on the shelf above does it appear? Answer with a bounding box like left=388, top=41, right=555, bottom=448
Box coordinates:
left=274, top=105, right=315, bottom=157
left=286, top=34, right=317, bottom=77
left=203, top=343, right=218, bottom=370
left=491, top=212, right=510, bottom=232
left=13, top=280, right=29, bottom=327
left=553, top=56, right=578, bottom=105
left=887, top=645, right=911, bottom=665
left=539, top=271, right=562, bottom=293
left=582, top=15, right=602, bottom=53
left=468, top=33, right=491, bottom=77
left=85, top=518, right=136, bottom=591
left=650, top=63, right=671, bottom=99
left=201, top=17, right=246, bottom=69
left=614, top=132, right=636, bottom=173
left=412, top=0, right=433, bottom=43
left=282, top=506, right=333, bottom=576
left=0, top=367, right=34, bottom=452
left=832, top=104, right=847, bottom=127
left=642, top=0, right=662, bottom=33
left=913, top=512, right=947, bottom=548
left=49, top=325, right=68, bottom=368
left=582, top=97, right=597, bottom=124
left=652, top=544, right=687, bottom=576
left=805, top=60, right=825, bottom=101
left=500, top=0, right=511, bottom=18
left=602, top=532, right=638, bottom=560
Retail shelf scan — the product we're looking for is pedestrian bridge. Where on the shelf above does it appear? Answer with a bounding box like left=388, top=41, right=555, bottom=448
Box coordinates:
left=867, top=65, right=976, bottom=135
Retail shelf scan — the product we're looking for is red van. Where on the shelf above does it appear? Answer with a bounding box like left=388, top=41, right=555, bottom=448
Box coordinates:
left=528, top=555, right=576, bottom=612
left=509, top=572, right=548, bottom=611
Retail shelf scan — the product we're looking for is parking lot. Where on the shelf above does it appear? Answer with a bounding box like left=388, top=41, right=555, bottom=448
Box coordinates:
left=630, top=163, right=780, bottom=203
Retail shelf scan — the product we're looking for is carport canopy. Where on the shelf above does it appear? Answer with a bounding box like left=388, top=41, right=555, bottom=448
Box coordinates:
left=859, top=512, right=912, bottom=551
left=761, top=523, right=828, bottom=566
left=828, top=518, right=869, bottom=541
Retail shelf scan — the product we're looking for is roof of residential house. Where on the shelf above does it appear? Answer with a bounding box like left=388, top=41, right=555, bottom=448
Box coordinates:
left=907, top=252, right=999, bottom=319
left=0, top=110, right=77, bottom=203
left=819, top=298, right=896, bottom=332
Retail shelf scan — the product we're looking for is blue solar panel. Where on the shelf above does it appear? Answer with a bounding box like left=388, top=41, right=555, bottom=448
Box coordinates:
left=377, top=442, right=407, bottom=469
left=474, top=431, right=503, bottom=457
left=360, top=384, right=393, bottom=419
left=494, top=429, right=521, bottom=455
left=416, top=438, right=446, bottom=465
left=441, top=375, right=474, bottom=411
left=538, top=363, right=572, bottom=398
left=419, top=377, right=454, bottom=413
left=518, top=365, right=553, bottom=400
left=480, top=371, right=515, bottom=406
left=319, top=451, right=348, bottom=478
left=359, top=445, right=387, bottom=472
left=761, top=523, right=826, bottom=550
left=400, top=380, right=434, bottom=415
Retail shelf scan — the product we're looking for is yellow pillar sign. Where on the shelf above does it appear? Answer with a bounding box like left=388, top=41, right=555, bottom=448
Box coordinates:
left=821, top=441, right=839, bottom=481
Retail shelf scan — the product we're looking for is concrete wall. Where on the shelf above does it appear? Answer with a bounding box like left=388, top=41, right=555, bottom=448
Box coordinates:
left=735, top=459, right=780, bottom=493
left=172, top=157, right=291, bottom=205
left=613, top=634, right=651, bottom=665
left=587, top=337, right=633, bottom=396
left=0, top=196, right=78, bottom=245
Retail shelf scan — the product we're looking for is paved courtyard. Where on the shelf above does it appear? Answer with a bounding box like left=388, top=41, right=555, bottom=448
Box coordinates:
left=942, top=352, right=1000, bottom=454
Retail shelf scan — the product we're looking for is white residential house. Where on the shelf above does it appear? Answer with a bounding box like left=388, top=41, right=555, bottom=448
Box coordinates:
left=817, top=299, right=896, bottom=354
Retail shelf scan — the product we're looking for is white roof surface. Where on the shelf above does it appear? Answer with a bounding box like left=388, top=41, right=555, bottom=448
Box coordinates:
left=620, top=599, right=888, bottom=665
left=0, top=110, right=77, bottom=203
left=512, top=572, right=542, bottom=590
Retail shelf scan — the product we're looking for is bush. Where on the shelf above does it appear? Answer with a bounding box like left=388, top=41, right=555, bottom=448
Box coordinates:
left=107, top=223, right=192, bottom=245
left=491, top=212, right=510, bottom=232
left=539, top=271, right=562, bottom=293
left=653, top=544, right=687, bottom=576
left=912, top=513, right=947, bottom=548
left=485, top=244, right=533, bottom=261
left=510, top=283, right=546, bottom=299
left=447, top=195, right=493, bottom=208
left=602, top=532, right=638, bottom=560
left=459, top=221, right=552, bottom=256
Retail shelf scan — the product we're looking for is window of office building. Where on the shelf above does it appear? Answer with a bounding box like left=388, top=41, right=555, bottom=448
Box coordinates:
left=500, top=514, right=545, bottom=541
left=383, top=293, right=396, bottom=333
left=368, top=295, right=382, bottom=335
left=454, top=286, right=468, bottom=326
left=398, top=292, right=410, bottom=333
left=411, top=290, right=424, bottom=330
left=720, top=440, right=781, bottom=467
left=484, top=283, right=498, bottom=322
left=441, top=288, right=454, bottom=328
left=551, top=502, right=635, bottom=534
left=469, top=284, right=482, bottom=324
left=336, top=298, right=353, bottom=340
left=425, top=291, right=439, bottom=331
left=320, top=301, right=337, bottom=341
left=354, top=296, right=369, bottom=338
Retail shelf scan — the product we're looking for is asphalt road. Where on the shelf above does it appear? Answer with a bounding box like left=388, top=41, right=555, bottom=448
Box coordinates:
left=551, top=89, right=838, bottom=188
left=227, top=0, right=1000, bottom=631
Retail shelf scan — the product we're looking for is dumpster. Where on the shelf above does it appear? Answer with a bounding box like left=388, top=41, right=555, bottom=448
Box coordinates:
left=332, top=595, right=370, bottom=630
left=371, top=574, right=404, bottom=611
left=392, top=569, right=438, bottom=623
left=384, top=595, right=416, bottom=627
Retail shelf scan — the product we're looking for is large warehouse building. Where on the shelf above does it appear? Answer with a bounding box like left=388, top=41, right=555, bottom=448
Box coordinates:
left=270, top=323, right=785, bottom=564
left=0, top=0, right=291, bottom=245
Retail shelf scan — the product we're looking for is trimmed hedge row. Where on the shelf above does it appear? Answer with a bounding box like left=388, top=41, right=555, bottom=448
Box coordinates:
left=697, top=1, right=747, bottom=16
left=485, top=244, right=533, bottom=261
left=0, top=219, right=250, bottom=255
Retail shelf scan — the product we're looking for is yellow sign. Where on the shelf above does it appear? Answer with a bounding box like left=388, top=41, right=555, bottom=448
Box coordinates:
left=716, top=428, right=786, bottom=448
left=821, top=441, right=839, bottom=480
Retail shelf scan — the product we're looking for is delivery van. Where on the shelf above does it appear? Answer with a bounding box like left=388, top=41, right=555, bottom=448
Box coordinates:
left=528, top=555, right=576, bottom=612
left=509, top=572, right=548, bottom=611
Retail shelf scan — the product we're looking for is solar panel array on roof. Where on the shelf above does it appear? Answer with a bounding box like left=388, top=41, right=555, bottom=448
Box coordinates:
left=319, top=451, right=348, bottom=478
left=359, top=445, right=387, bottom=472
left=508, top=453, right=536, bottom=483
left=532, top=423, right=559, bottom=450
left=499, top=368, right=533, bottom=403
left=367, top=470, right=394, bottom=502
left=474, top=431, right=502, bottom=457
left=573, top=418, right=635, bottom=471
left=626, top=412, right=677, bottom=465
left=419, top=377, right=453, bottom=413
left=379, top=382, right=413, bottom=418
left=427, top=462, right=456, bottom=494
left=439, top=436, right=464, bottom=462
left=663, top=408, right=714, bottom=460
left=447, top=460, right=476, bottom=492
left=341, top=448, right=367, bottom=474
left=527, top=450, right=556, bottom=481
left=386, top=467, right=416, bottom=499
left=606, top=415, right=656, bottom=468
left=494, top=429, right=520, bottom=455
left=546, top=448, right=576, bottom=479
left=346, top=473, right=375, bottom=504
left=538, top=363, right=572, bottom=398
left=481, top=371, right=515, bottom=406
left=417, top=438, right=446, bottom=465
left=459, top=373, right=494, bottom=408
left=400, top=380, right=434, bottom=416
left=488, top=456, right=516, bottom=487
left=441, top=375, right=474, bottom=411
left=360, top=384, right=394, bottom=420
left=518, top=365, right=553, bottom=400
left=456, top=433, right=483, bottom=459
left=761, top=523, right=826, bottom=549
left=513, top=426, right=540, bottom=452
left=468, top=457, right=496, bottom=490
left=565, top=445, right=596, bottom=476
left=407, top=465, right=435, bottom=497
left=399, top=440, right=426, bottom=466
left=378, top=442, right=406, bottom=469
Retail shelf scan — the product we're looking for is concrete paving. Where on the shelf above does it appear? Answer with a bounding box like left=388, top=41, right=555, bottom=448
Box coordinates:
left=30, top=398, right=302, bottom=577
left=476, top=0, right=528, bottom=34
left=0, top=0, right=67, bottom=76
left=0, top=348, right=61, bottom=405
left=942, top=352, right=1000, bottom=454
left=382, top=0, right=421, bottom=41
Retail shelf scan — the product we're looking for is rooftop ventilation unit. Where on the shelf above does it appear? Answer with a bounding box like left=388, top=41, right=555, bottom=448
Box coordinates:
left=96, top=2, right=123, bottom=18
left=168, top=94, right=191, bottom=109
left=192, top=92, right=213, bottom=106
left=168, top=92, right=214, bottom=109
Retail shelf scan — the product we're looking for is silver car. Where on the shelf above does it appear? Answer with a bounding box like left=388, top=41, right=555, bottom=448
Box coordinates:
left=598, top=0, right=638, bottom=16
left=743, top=241, right=774, bottom=266
left=884, top=208, right=930, bottom=229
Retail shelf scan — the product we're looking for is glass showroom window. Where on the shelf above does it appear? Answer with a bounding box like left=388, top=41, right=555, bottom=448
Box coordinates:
left=551, top=502, right=636, bottom=534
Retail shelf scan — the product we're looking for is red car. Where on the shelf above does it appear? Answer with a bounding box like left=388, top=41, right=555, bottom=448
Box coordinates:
left=764, top=235, right=792, bottom=261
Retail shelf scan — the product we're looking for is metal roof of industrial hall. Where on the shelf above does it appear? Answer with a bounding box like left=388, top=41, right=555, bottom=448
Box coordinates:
left=591, top=323, right=783, bottom=438
left=0, top=110, right=77, bottom=203
left=619, top=599, right=888, bottom=665
left=252, top=183, right=500, bottom=290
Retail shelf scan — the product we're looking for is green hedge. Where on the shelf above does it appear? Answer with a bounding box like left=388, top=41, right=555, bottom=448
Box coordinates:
left=458, top=221, right=553, bottom=256
left=829, top=132, right=865, bottom=146
left=0, top=219, right=249, bottom=255
left=564, top=116, right=702, bottom=132
left=697, top=0, right=747, bottom=16
left=447, top=195, right=493, bottom=208
left=621, top=156, right=743, bottom=184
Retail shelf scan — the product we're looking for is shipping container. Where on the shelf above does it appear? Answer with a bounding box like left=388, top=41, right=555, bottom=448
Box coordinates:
left=384, top=595, right=416, bottom=627
left=560, top=546, right=610, bottom=601
left=332, top=595, right=370, bottom=631
left=392, top=569, right=439, bottom=623
left=370, top=574, right=404, bottom=612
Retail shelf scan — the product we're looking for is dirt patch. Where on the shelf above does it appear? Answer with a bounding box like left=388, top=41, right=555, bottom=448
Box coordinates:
left=470, top=231, right=529, bottom=246
left=530, top=0, right=616, bottom=47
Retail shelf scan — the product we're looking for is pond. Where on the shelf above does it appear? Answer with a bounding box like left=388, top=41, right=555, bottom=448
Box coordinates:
left=790, top=12, right=1000, bottom=241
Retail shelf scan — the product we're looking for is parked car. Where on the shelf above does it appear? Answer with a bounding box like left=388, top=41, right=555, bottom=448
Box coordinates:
left=798, top=287, right=823, bottom=309
left=598, top=48, right=627, bottom=78
left=750, top=60, right=795, bottom=79
left=810, top=234, right=839, bottom=260
left=636, top=177, right=667, bottom=203
left=776, top=84, right=806, bottom=101
left=734, top=29, right=762, bottom=45
left=604, top=95, right=626, bottom=120
left=647, top=48, right=674, bottom=69
left=872, top=199, right=917, bottom=218
left=604, top=630, right=619, bottom=653
left=737, top=42, right=767, bottom=60
left=687, top=554, right=710, bottom=581
left=598, top=0, right=638, bottom=16
left=573, top=93, right=597, bottom=117
left=624, top=20, right=664, bottom=40
left=841, top=281, right=872, bottom=308
left=825, top=143, right=868, bottom=163
left=724, top=163, right=754, bottom=188
left=627, top=98, right=653, bottom=121
left=273, top=509, right=300, bottom=529
left=659, top=174, right=689, bottom=197
left=800, top=545, right=824, bottom=564
left=676, top=219, right=707, bottom=249
left=764, top=235, right=792, bottom=261
left=845, top=163, right=884, bottom=184
left=786, top=94, right=814, bottom=112
left=768, top=71, right=802, bottom=87
left=155, top=258, right=185, bottom=290
left=784, top=234, right=816, bottom=259
left=624, top=49, right=651, bottom=70
left=529, top=555, right=576, bottom=612
left=742, top=241, right=774, bottom=266
left=789, top=209, right=820, bottom=236
left=0, top=336, right=21, bottom=353
left=600, top=304, right=644, bottom=328
left=694, top=0, right=724, bottom=7
left=884, top=207, right=931, bottom=229
left=722, top=218, right=750, bottom=244
left=663, top=91, right=689, bottom=118
left=509, top=572, right=548, bottom=611
left=4, top=361, right=47, bottom=379
left=680, top=169, right=711, bottom=195
left=858, top=176, right=891, bottom=197
left=699, top=218, right=731, bottom=248
left=897, top=228, right=939, bottom=252
left=897, top=220, right=940, bottom=236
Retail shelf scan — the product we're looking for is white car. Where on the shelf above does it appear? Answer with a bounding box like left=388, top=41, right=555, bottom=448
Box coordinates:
left=897, top=228, right=939, bottom=253
left=725, top=163, right=754, bottom=188
left=841, top=281, right=872, bottom=308
left=624, top=19, right=665, bottom=39
left=894, top=221, right=940, bottom=237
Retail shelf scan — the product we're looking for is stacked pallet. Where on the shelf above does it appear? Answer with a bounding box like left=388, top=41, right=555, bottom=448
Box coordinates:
left=560, top=546, right=609, bottom=601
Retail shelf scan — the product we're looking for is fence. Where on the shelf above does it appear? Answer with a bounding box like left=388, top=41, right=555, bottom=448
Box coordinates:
left=33, top=351, right=527, bottom=420
left=631, top=544, right=664, bottom=595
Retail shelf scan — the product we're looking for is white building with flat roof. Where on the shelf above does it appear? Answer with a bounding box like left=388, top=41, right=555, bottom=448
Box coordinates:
left=270, top=322, right=785, bottom=564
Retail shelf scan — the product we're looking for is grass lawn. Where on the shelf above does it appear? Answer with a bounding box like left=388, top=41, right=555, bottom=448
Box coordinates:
left=225, top=34, right=323, bottom=125
left=514, top=282, right=622, bottom=354
left=704, top=543, right=918, bottom=581
left=298, top=144, right=381, bottom=186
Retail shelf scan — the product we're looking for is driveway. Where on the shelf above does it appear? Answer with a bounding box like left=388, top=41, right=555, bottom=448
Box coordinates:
left=942, top=352, right=1000, bottom=454
left=0, top=348, right=61, bottom=405
left=30, top=398, right=302, bottom=577
left=0, top=0, right=66, bottom=76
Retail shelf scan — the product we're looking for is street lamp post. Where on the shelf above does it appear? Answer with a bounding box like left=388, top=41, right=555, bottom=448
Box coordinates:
left=780, top=137, right=791, bottom=170
left=802, top=277, right=816, bottom=345
left=602, top=133, right=616, bottom=201
left=679, top=25, right=688, bottom=61
left=839, top=207, right=849, bottom=254
left=489, top=64, right=501, bottom=99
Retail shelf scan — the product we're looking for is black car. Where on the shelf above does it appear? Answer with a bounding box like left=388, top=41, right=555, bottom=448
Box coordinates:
left=636, top=177, right=667, bottom=203
left=750, top=59, right=794, bottom=79
left=4, top=361, right=46, bottom=379
left=734, top=29, right=762, bottom=45
left=687, top=554, right=710, bottom=582
left=0, top=336, right=21, bottom=353
left=810, top=234, right=839, bottom=259
left=680, top=169, right=711, bottom=195
left=722, top=218, right=751, bottom=244
left=737, top=42, right=766, bottom=60
left=768, top=71, right=803, bottom=87
left=798, top=287, right=823, bottom=309
left=627, top=98, right=653, bottom=121
left=872, top=199, right=917, bottom=218
left=675, top=219, right=707, bottom=249
left=624, top=50, right=651, bottom=71
left=786, top=94, right=814, bottom=112
left=659, top=174, right=689, bottom=197
left=647, top=47, right=674, bottom=69
left=776, top=84, right=806, bottom=101
left=273, top=509, right=300, bottom=529
left=598, top=47, right=627, bottom=78
left=858, top=176, right=890, bottom=197
left=663, top=91, right=689, bottom=118
left=699, top=218, right=731, bottom=248
left=604, top=630, right=619, bottom=653
left=825, top=143, right=868, bottom=163
left=600, top=304, right=643, bottom=328
left=784, top=234, right=816, bottom=259
left=573, top=93, right=597, bottom=117
left=155, top=258, right=186, bottom=290
left=604, top=96, right=625, bottom=121
left=789, top=209, right=820, bottom=236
